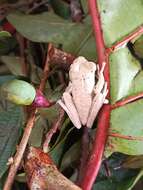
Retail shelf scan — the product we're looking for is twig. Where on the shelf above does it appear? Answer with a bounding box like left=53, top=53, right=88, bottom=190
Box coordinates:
left=3, top=44, right=51, bottom=190
left=106, top=26, right=143, bottom=53
left=43, top=108, right=65, bottom=153
left=111, top=92, right=143, bottom=109
left=109, top=133, right=143, bottom=141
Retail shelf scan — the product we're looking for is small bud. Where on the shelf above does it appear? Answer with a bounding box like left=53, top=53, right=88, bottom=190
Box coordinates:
left=32, top=90, right=55, bottom=108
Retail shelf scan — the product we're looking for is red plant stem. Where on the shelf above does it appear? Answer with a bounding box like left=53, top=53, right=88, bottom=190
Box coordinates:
left=88, top=0, right=106, bottom=65
left=80, top=1, right=110, bottom=189
left=3, top=44, right=51, bottom=190
left=81, top=105, right=110, bottom=190
left=109, top=133, right=143, bottom=141
left=106, top=26, right=143, bottom=53
left=111, top=92, right=143, bottom=109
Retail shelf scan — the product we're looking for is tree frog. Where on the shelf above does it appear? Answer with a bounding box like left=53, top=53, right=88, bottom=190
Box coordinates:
left=57, top=56, right=108, bottom=129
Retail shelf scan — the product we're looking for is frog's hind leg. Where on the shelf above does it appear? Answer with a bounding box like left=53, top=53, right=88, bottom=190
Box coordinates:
left=86, top=83, right=108, bottom=128
left=57, top=92, right=82, bottom=129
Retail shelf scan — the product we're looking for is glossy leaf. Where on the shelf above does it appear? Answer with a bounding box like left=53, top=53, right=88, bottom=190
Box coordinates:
left=7, top=12, right=91, bottom=54
left=60, top=140, right=81, bottom=171
left=0, top=37, right=17, bottom=55
left=106, top=99, right=143, bottom=156
left=98, top=0, right=143, bottom=46
left=0, top=31, right=11, bottom=37
left=28, top=117, right=45, bottom=147
left=0, top=85, right=23, bottom=178
left=1, top=56, right=23, bottom=76
left=133, top=35, right=143, bottom=59
left=122, top=155, right=143, bottom=169
left=49, top=119, right=73, bottom=166
left=110, top=47, right=143, bottom=103
left=93, top=179, right=117, bottom=190
left=80, top=0, right=88, bottom=15
left=51, top=0, right=70, bottom=19
left=1, top=79, right=36, bottom=105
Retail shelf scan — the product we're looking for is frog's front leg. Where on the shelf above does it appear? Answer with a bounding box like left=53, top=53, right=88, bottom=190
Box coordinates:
left=94, top=62, right=106, bottom=94
left=86, top=83, right=108, bottom=128
left=57, top=86, right=82, bottom=129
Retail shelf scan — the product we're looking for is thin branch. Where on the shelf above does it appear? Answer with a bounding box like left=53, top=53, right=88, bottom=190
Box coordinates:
left=3, top=44, right=51, bottom=190
left=109, top=133, right=143, bottom=141
left=43, top=108, right=65, bottom=153
left=111, top=92, right=143, bottom=109
left=106, top=26, right=143, bottom=53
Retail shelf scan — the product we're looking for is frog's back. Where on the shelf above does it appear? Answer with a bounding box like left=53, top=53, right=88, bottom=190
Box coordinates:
left=72, top=86, right=92, bottom=126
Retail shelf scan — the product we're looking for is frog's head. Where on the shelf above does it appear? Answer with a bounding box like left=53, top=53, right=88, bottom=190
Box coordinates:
left=69, top=56, right=96, bottom=93
left=69, top=56, right=96, bottom=79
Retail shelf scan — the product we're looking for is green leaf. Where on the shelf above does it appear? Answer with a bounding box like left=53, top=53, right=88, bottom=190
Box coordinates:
left=1, top=79, right=36, bottom=105
left=133, top=35, right=143, bottom=59
left=28, top=117, right=45, bottom=147
left=0, top=31, right=11, bottom=38
left=80, top=0, right=88, bottom=15
left=60, top=140, right=81, bottom=171
left=106, top=99, right=143, bottom=156
left=98, top=0, right=143, bottom=46
left=110, top=47, right=143, bottom=104
left=0, top=75, right=15, bottom=86
left=1, top=56, right=23, bottom=76
left=7, top=12, right=91, bottom=55
left=122, top=155, right=143, bottom=169
left=50, top=0, right=70, bottom=19
left=117, top=170, right=143, bottom=190
left=93, top=179, right=117, bottom=190
left=49, top=119, right=73, bottom=166
left=0, top=99, right=23, bottom=178
left=0, top=37, right=17, bottom=55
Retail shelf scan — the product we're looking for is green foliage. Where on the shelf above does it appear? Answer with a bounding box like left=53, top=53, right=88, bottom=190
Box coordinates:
left=0, top=102, right=23, bottom=178
left=109, top=47, right=142, bottom=103
left=1, top=79, right=36, bottom=105
left=98, top=0, right=143, bottom=46
left=106, top=99, right=143, bottom=156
